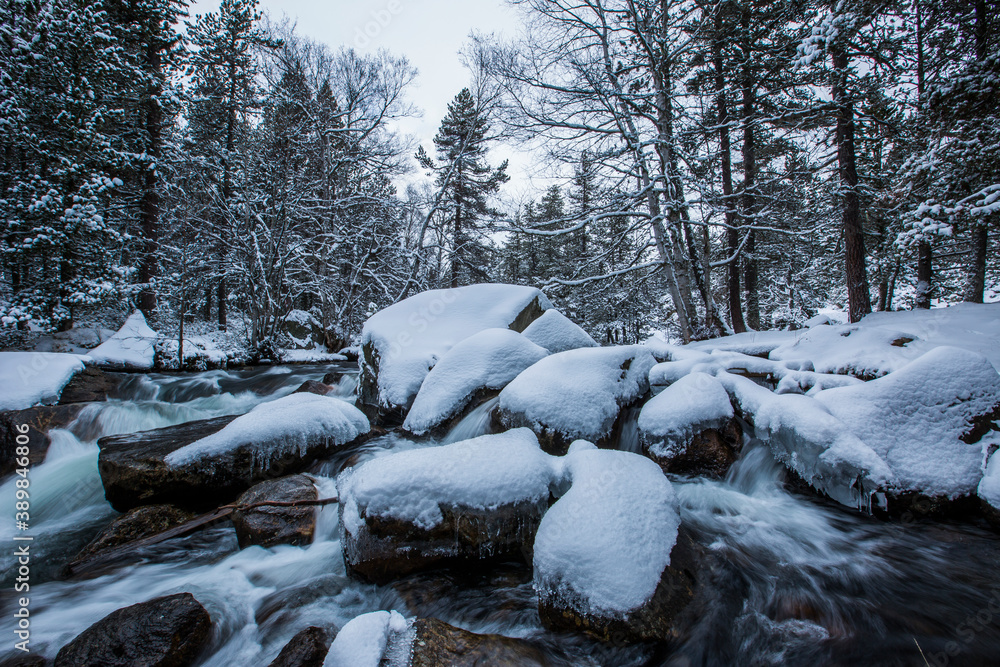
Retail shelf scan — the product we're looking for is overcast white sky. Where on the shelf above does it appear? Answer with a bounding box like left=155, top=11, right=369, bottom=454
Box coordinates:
left=188, top=0, right=543, bottom=199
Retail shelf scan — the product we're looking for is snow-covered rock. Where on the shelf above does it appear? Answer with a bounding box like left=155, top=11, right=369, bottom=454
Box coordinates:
left=99, top=394, right=370, bottom=511
left=358, top=284, right=551, bottom=420
left=533, top=444, right=697, bottom=642
left=638, top=372, right=741, bottom=477
left=814, top=346, right=1000, bottom=501
left=521, top=309, right=598, bottom=354
left=324, top=613, right=547, bottom=667
left=856, top=302, right=1000, bottom=372
left=979, top=452, right=1000, bottom=526
left=496, top=345, right=657, bottom=453
left=0, top=351, right=88, bottom=410
left=402, top=328, right=548, bottom=435
left=87, top=311, right=159, bottom=370
left=337, top=428, right=558, bottom=582
left=282, top=309, right=324, bottom=349
left=719, top=373, right=893, bottom=510
left=324, top=610, right=410, bottom=667
left=768, top=323, right=924, bottom=379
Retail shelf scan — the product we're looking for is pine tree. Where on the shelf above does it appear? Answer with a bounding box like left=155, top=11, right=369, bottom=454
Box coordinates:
left=419, top=88, right=508, bottom=288
left=186, top=0, right=278, bottom=329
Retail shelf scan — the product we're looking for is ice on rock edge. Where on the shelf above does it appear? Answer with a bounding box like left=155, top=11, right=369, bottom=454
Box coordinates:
left=498, top=345, right=657, bottom=442
left=324, top=610, right=411, bottom=667
left=87, top=310, right=159, bottom=370
left=521, top=309, right=599, bottom=354
left=337, top=428, right=558, bottom=535
left=402, top=328, right=548, bottom=435
left=814, top=346, right=1000, bottom=499
left=359, top=284, right=551, bottom=411
left=533, top=446, right=680, bottom=615
left=165, top=393, right=370, bottom=466
left=718, top=372, right=892, bottom=510
left=0, top=351, right=88, bottom=410
left=979, top=450, right=1000, bottom=512
left=638, top=372, right=734, bottom=458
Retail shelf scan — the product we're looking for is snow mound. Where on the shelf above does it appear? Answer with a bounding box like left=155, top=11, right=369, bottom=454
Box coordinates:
left=359, top=284, right=550, bottom=412
left=338, top=428, right=557, bottom=535
left=814, top=346, right=1000, bottom=499
left=402, top=328, right=549, bottom=435
left=533, top=446, right=680, bottom=614
left=768, top=324, right=924, bottom=379
left=857, top=303, right=1000, bottom=371
left=324, top=610, right=410, bottom=667
left=638, top=372, right=734, bottom=458
left=165, top=392, right=370, bottom=466
left=0, top=352, right=88, bottom=410
left=719, top=373, right=892, bottom=509
left=87, top=311, right=159, bottom=370
left=521, top=309, right=598, bottom=353
left=497, top=345, right=657, bottom=444
left=682, top=330, right=798, bottom=358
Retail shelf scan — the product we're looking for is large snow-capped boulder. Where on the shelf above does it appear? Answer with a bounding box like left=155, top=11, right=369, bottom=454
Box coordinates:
left=533, top=444, right=697, bottom=643
left=638, top=372, right=741, bottom=477
left=402, top=328, right=549, bottom=435
left=521, top=309, right=598, bottom=354
left=0, top=351, right=88, bottom=410
left=496, top=345, right=657, bottom=454
left=813, top=346, right=1000, bottom=504
left=358, top=284, right=550, bottom=422
left=87, top=311, right=159, bottom=370
left=337, top=428, right=558, bottom=583
left=99, top=393, right=370, bottom=511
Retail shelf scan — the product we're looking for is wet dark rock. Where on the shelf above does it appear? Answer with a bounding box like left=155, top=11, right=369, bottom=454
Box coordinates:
left=642, top=418, right=743, bottom=478
left=67, top=504, right=195, bottom=575
left=342, top=500, right=546, bottom=585
left=54, top=592, right=211, bottom=667
left=57, top=366, right=123, bottom=404
left=267, top=626, right=332, bottom=667
left=292, top=380, right=333, bottom=396
left=232, top=475, right=318, bottom=549
left=321, top=371, right=343, bottom=385
left=0, top=404, right=82, bottom=477
left=408, top=617, right=548, bottom=667
left=537, top=527, right=700, bottom=644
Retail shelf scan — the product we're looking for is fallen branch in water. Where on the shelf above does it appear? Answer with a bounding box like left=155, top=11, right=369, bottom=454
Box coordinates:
left=222, top=497, right=339, bottom=512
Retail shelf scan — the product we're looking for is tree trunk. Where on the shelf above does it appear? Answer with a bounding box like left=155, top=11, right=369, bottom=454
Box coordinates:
left=965, top=0, right=989, bottom=303
left=138, top=38, right=162, bottom=320
left=831, top=44, right=872, bottom=323
left=715, top=8, right=745, bottom=333
left=914, top=0, right=933, bottom=310
left=916, top=241, right=932, bottom=308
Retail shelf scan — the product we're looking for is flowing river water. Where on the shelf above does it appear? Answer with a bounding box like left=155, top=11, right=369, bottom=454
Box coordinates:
left=1, top=364, right=999, bottom=666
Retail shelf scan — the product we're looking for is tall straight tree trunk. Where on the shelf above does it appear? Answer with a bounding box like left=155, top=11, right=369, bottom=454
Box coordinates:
left=965, top=0, right=989, bottom=303
left=138, top=39, right=162, bottom=320
left=740, top=10, right=760, bottom=329
left=831, top=44, right=872, bottom=323
left=217, top=56, right=238, bottom=331
left=715, top=7, right=745, bottom=333
left=915, top=0, right=933, bottom=309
